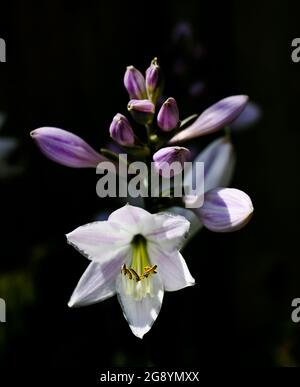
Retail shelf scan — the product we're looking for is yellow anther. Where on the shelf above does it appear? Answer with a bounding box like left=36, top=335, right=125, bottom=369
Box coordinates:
left=129, top=268, right=141, bottom=282
left=142, top=265, right=157, bottom=278
left=121, top=264, right=127, bottom=275
left=121, top=264, right=133, bottom=279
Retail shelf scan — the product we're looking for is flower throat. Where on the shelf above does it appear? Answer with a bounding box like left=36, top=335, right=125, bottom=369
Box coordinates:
left=121, top=234, right=157, bottom=282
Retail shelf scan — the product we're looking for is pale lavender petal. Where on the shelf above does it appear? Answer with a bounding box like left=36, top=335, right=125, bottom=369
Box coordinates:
left=166, top=206, right=203, bottom=247
left=153, top=146, right=189, bottom=177
left=116, top=272, right=164, bottom=339
left=68, top=250, right=128, bottom=307
left=108, top=204, right=152, bottom=235
left=145, top=212, right=190, bottom=251
left=66, top=220, right=132, bottom=262
left=183, top=137, right=235, bottom=206
left=148, top=244, right=195, bottom=291
left=169, top=95, right=249, bottom=143
left=31, top=127, right=107, bottom=168
left=198, top=188, right=253, bottom=232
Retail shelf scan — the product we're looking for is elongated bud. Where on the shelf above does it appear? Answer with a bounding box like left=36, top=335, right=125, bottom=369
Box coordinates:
left=187, top=137, right=235, bottom=192
left=30, top=127, right=107, bottom=168
left=127, top=99, right=155, bottom=125
left=198, top=188, right=253, bottom=232
left=183, top=137, right=235, bottom=209
left=157, top=97, right=180, bottom=131
left=169, top=95, right=249, bottom=144
left=124, top=66, right=147, bottom=100
left=109, top=114, right=135, bottom=146
left=146, top=57, right=164, bottom=104
left=153, top=146, right=190, bottom=177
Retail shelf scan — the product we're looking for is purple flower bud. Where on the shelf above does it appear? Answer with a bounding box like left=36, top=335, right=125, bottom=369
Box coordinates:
left=145, top=57, right=164, bottom=104
left=30, top=127, right=107, bottom=168
left=127, top=99, right=155, bottom=125
left=124, top=66, right=147, bottom=100
left=153, top=146, right=190, bottom=177
left=198, top=188, right=253, bottom=232
left=169, top=95, right=249, bottom=144
left=157, top=97, right=180, bottom=132
left=109, top=114, right=135, bottom=146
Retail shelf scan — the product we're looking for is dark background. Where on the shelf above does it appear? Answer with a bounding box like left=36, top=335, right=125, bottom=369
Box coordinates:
left=0, top=0, right=299, bottom=372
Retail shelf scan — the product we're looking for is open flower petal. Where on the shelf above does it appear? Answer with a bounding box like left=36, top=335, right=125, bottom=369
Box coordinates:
left=169, top=95, right=248, bottom=143
left=148, top=244, right=195, bottom=291
left=66, top=221, right=132, bottom=263
left=198, top=188, right=253, bottom=232
left=145, top=212, right=190, bottom=251
left=116, top=273, right=164, bottom=339
left=166, top=206, right=204, bottom=247
left=108, top=204, right=153, bottom=235
left=68, top=249, right=129, bottom=307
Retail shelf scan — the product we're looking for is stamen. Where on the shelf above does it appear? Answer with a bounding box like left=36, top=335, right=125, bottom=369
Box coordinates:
left=142, top=265, right=158, bottom=278
left=120, top=234, right=158, bottom=300
left=121, top=264, right=133, bottom=279
left=129, top=268, right=141, bottom=282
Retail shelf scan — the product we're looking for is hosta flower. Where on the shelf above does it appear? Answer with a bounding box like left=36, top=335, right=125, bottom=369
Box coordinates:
left=157, top=97, right=180, bottom=131
left=169, top=95, right=248, bottom=144
left=198, top=188, right=253, bottom=232
left=124, top=66, right=147, bottom=100
left=171, top=136, right=252, bottom=235
left=127, top=99, right=155, bottom=125
left=183, top=136, right=252, bottom=230
left=109, top=113, right=135, bottom=146
left=31, top=127, right=110, bottom=169
left=153, top=146, right=190, bottom=177
left=67, top=204, right=194, bottom=339
left=184, top=136, right=235, bottom=205
left=145, top=57, right=164, bottom=104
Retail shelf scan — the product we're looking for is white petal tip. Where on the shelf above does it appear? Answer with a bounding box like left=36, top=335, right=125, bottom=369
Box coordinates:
left=68, top=299, right=75, bottom=308
left=65, top=233, right=71, bottom=242
left=130, top=327, right=149, bottom=339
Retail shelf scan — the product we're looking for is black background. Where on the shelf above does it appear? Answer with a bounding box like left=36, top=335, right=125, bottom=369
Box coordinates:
left=0, top=0, right=300, bottom=371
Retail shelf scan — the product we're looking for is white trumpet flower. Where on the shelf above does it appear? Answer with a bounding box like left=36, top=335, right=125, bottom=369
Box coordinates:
left=67, top=204, right=195, bottom=339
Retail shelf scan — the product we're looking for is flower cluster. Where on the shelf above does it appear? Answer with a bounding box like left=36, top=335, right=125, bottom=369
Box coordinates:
left=30, top=57, right=254, bottom=338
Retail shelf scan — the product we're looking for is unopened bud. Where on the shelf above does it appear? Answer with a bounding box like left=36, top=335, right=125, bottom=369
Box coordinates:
left=124, top=66, right=147, bottom=100
left=157, top=97, right=180, bottom=131
left=153, top=146, right=189, bottom=177
left=145, top=57, right=164, bottom=104
left=109, top=114, right=135, bottom=146
left=127, top=99, right=155, bottom=125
